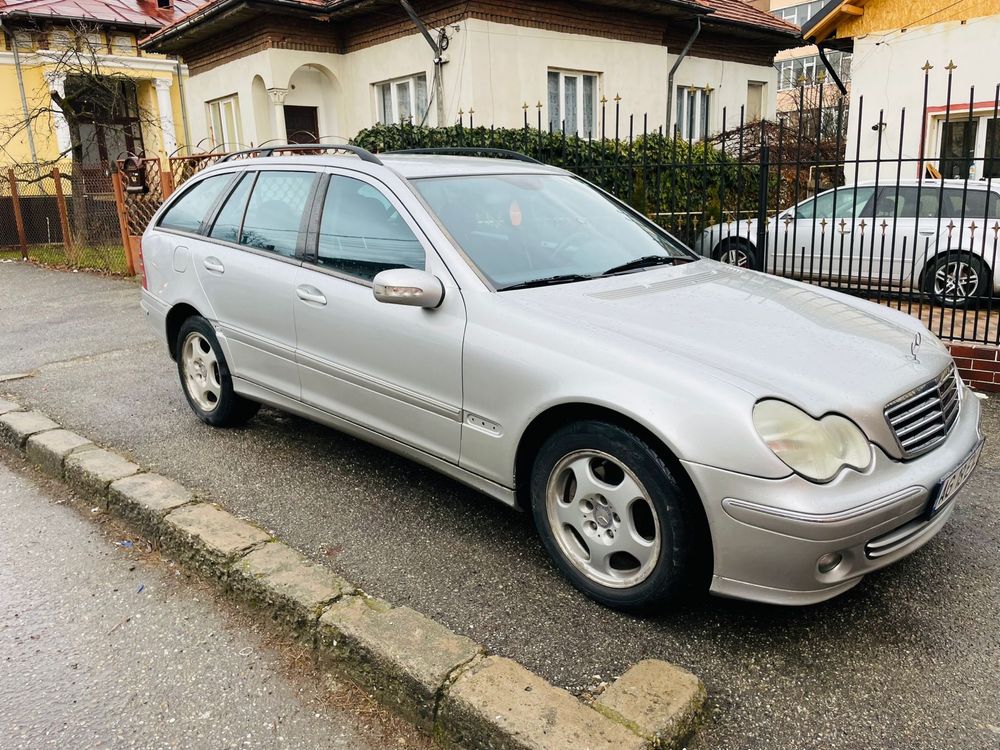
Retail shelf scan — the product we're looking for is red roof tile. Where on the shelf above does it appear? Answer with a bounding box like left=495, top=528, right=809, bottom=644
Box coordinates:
left=694, top=0, right=800, bottom=34
left=0, top=0, right=206, bottom=29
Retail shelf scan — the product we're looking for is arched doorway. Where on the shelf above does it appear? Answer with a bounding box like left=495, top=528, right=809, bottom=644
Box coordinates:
left=284, top=64, right=341, bottom=143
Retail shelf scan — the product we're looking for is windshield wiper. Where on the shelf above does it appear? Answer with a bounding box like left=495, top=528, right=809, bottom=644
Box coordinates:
left=497, top=273, right=596, bottom=291
left=601, top=255, right=693, bottom=276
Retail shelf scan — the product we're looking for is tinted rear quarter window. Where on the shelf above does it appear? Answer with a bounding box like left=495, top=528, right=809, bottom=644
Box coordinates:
left=158, top=174, right=233, bottom=233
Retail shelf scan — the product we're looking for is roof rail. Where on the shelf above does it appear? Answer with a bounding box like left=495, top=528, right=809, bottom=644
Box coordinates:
left=384, top=147, right=542, bottom=164
left=220, top=143, right=383, bottom=165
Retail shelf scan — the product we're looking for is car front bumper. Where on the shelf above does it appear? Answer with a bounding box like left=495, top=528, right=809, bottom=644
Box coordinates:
left=683, top=387, right=983, bottom=605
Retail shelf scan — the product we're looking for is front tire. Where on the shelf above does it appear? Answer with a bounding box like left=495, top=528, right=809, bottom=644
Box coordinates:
left=176, top=316, right=260, bottom=427
left=530, top=420, right=698, bottom=611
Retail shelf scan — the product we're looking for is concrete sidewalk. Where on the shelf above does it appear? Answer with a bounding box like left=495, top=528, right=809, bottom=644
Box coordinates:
left=0, top=456, right=430, bottom=750
left=3, top=261, right=1000, bottom=749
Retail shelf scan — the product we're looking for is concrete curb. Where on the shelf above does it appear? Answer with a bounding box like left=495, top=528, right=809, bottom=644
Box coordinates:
left=0, top=397, right=706, bottom=749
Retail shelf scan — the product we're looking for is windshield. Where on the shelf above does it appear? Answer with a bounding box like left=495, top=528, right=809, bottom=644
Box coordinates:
left=411, top=174, right=694, bottom=289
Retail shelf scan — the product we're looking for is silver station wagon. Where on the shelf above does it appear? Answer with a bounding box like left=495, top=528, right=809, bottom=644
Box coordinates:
left=140, top=145, right=984, bottom=610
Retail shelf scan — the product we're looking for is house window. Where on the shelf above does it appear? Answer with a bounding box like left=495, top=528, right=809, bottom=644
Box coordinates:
left=746, top=82, right=765, bottom=121
left=776, top=0, right=825, bottom=27
left=111, top=34, right=136, bottom=55
left=547, top=70, right=598, bottom=136
left=207, top=95, right=243, bottom=151
left=939, top=120, right=978, bottom=179
left=375, top=74, right=429, bottom=125
left=985, top=119, right=1000, bottom=179
left=675, top=86, right=710, bottom=141
left=777, top=60, right=795, bottom=90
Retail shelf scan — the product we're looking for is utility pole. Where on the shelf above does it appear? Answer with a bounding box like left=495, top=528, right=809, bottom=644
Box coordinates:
left=399, top=0, right=447, bottom=125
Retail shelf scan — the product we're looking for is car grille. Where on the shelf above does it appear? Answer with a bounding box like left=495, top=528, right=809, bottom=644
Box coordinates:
left=884, top=366, right=960, bottom=459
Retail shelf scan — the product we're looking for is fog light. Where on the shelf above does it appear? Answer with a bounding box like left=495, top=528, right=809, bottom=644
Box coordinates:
left=817, top=552, right=843, bottom=574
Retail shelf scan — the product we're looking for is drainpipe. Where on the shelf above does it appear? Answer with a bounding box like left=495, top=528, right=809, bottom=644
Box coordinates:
left=666, top=17, right=701, bottom=138
left=1, top=18, right=40, bottom=163
left=816, top=43, right=848, bottom=96
left=398, top=0, right=446, bottom=125
left=174, top=59, right=192, bottom=155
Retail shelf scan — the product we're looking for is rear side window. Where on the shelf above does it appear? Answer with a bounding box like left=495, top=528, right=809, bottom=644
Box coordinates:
left=314, top=175, right=424, bottom=281
left=240, top=171, right=316, bottom=256
left=158, top=174, right=232, bottom=233
left=209, top=173, right=254, bottom=243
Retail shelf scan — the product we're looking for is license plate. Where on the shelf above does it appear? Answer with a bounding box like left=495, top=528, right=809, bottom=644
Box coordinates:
left=929, top=439, right=984, bottom=516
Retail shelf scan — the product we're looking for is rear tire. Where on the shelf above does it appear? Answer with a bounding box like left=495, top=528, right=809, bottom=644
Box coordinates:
left=922, top=252, right=990, bottom=308
left=176, top=316, right=260, bottom=427
left=529, top=420, right=699, bottom=611
left=714, top=238, right=757, bottom=270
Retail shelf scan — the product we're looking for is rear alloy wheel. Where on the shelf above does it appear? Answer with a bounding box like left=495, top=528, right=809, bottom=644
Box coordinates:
left=176, top=316, right=260, bottom=427
left=530, top=420, right=698, bottom=610
left=924, top=253, right=990, bottom=307
left=714, top=239, right=757, bottom=269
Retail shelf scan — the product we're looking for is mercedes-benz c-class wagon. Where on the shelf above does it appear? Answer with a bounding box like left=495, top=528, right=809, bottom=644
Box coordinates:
left=139, top=145, right=983, bottom=610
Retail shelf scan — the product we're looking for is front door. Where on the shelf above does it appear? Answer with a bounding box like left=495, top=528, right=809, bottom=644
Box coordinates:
left=293, top=171, right=465, bottom=462
left=192, top=168, right=318, bottom=398
left=284, top=106, right=320, bottom=144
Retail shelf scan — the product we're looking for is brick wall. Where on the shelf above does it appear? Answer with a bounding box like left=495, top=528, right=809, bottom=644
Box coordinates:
left=949, top=343, right=1000, bottom=393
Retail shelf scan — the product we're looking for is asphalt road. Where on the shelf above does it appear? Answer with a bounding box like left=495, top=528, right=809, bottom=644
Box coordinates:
left=3, top=261, right=999, bottom=749
left=0, top=453, right=430, bottom=750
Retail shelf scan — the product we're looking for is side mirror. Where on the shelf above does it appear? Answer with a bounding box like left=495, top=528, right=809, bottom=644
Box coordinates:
left=372, top=268, right=444, bottom=309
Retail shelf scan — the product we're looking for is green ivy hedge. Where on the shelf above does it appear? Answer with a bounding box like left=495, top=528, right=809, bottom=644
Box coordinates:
left=350, top=122, right=761, bottom=241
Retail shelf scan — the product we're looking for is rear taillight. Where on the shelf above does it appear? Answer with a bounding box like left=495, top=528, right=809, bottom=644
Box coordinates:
left=137, top=241, right=148, bottom=289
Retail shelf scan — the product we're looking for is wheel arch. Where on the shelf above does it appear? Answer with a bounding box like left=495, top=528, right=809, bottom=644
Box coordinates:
left=513, top=401, right=714, bottom=583
left=165, top=303, right=203, bottom=360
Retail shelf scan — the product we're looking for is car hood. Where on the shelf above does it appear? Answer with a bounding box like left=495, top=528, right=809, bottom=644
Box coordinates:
left=504, top=261, right=952, bottom=419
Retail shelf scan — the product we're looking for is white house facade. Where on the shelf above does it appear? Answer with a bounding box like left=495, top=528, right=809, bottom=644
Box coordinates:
left=803, top=0, right=1000, bottom=182
left=142, top=0, right=799, bottom=150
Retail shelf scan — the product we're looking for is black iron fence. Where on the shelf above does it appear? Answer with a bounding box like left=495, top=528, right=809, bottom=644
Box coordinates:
left=353, top=65, right=1000, bottom=346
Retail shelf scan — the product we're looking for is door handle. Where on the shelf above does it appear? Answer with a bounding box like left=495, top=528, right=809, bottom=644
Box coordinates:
left=203, top=256, right=225, bottom=274
left=296, top=285, right=327, bottom=305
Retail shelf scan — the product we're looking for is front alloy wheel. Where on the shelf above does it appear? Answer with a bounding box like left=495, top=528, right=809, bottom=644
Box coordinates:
left=545, top=450, right=660, bottom=589
left=530, top=420, right=700, bottom=610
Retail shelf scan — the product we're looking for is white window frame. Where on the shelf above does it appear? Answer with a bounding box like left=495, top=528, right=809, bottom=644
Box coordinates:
left=777, top=60, right=795, bottom=91
left=206, top=95, right=243, bottom=151
left=547, top=69, right=599, bottom=137
left=675, top=85, right=711, bottom=141
left=374, top=73, right=429, bottom=125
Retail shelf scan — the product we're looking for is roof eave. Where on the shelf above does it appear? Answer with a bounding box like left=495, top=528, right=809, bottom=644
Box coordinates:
left=1, top=8, right=163, bottom=31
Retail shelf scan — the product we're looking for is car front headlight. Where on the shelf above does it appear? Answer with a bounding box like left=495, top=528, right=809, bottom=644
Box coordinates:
left=752, top=399, right=872, bottom=483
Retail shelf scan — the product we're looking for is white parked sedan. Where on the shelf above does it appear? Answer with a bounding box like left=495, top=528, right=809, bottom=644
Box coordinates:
left=695, top=179, right=1000, bottom=306
left=139, top=146, right=983, bottom=610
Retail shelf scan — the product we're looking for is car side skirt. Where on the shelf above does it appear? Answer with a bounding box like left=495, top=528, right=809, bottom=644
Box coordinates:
left=232, top=376, right=518, bottom=508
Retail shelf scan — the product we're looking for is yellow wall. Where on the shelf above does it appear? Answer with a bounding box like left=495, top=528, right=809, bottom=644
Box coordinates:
left=0, top=24, right=187, bottom=166
left=836, top=0, right=1000, bottom=37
